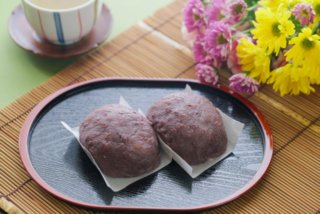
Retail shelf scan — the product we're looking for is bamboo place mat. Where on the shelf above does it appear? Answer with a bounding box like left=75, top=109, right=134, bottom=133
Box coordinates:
left=1, top=0, right=319, bottom=213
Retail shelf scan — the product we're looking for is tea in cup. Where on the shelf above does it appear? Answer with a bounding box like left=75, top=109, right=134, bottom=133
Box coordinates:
left=21, top=0, right=103, bottom=45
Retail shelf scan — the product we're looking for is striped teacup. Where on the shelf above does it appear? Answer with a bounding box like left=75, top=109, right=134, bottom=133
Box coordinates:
left=21, top=0, right=102, bottom=45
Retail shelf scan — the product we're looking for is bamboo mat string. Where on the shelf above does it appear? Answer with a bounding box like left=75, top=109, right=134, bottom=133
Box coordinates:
left=273, top=116, right=320, bottom=155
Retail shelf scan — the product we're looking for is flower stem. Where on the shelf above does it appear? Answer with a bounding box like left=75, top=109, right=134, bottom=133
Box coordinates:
left=241, top=28, right=252, bottom=34
left=201, top=0, right=211, bottom=7
left=247, top=5, right=258, bottom=11
left=232, top=21, right=245, bottom=28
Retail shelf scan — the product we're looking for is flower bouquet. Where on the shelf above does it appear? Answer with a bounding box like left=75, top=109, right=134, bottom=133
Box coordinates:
left=182, top=0, right=320, bottom=96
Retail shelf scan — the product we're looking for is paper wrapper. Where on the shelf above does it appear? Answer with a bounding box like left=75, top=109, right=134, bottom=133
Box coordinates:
left=61, top=97, right=172, bottom=192
left=155, top=85, right=244, bottom=178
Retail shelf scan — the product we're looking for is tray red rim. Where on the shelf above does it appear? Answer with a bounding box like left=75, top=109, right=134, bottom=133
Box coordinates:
left=19, top=77, right=273, bottom=212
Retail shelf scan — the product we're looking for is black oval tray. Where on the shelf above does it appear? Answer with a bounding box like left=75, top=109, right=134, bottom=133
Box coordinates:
left=19, top=78, right=273, bottom=212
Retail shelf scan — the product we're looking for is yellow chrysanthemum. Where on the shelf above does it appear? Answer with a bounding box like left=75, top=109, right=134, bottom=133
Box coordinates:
left=285, top=27, right=320, bottom=81
left=259, top=0, right=288, bottom=11
left=251, top=7, right=295, bottom=55
left=268, top=64, right=315, bottom=96
left=310, top=67, right=320, bottom=84
left=260, top=0, right=312, bottom=10
left=237, top=38, right=271, bottom=83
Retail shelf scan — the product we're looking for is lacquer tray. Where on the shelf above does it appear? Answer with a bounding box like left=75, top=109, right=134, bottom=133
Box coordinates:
left=19, top=78, right=273, bottom=212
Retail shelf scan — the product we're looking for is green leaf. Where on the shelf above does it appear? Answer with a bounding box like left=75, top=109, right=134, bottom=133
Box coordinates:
left=244, top=0, right=260, bottom=7
left=289, top=15, right=302, bottom=34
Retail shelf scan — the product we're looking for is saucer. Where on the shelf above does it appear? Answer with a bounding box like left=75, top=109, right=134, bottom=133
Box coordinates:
left=8, top=4, right=112, bottom=58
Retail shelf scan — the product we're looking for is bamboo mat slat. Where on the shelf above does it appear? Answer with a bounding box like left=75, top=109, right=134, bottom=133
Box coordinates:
left=0, top=117, right=5, bottom=127
left=144, top=16, right=186, bottom=46
left=0, top=133, right=30, bottom=196
left=260, top=85, right=320, bottom=121
left=0, top=0, right=319, bottom=213
left=314, top=118, right=320, bottom=132
left=9, top=181, right=93, bottom=214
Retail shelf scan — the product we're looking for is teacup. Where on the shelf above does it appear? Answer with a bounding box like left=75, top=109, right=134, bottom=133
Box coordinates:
left=21, top=0, right=103, bottom=45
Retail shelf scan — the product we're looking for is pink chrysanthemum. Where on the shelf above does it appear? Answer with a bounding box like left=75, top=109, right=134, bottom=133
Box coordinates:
left=205, top=21, right=232, bottom=61
left=207, top=0, right=229, bottom=23
left=193, top=36, right=213, bottom=64
left=229, top=0, right=248, bottom=24
left=229, top=73, right=260, bottom=95
left=196, top=64, right=219, bottom=85
left=183, top=0, right=207, bottom=33
left=292, top=3, right=315, bottom=26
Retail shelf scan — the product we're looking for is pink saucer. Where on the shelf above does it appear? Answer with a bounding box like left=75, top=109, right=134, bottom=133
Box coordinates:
left=8, top=4, right=112, bottom=58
